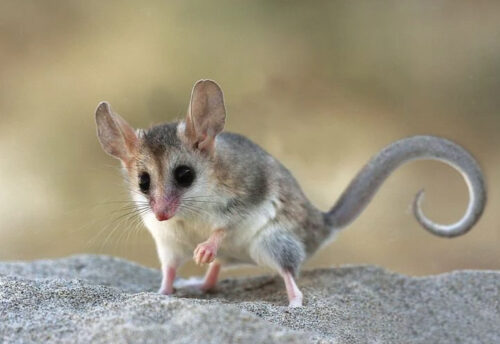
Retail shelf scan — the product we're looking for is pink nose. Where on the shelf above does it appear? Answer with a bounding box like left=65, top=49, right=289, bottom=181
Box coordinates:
left=155, top=211, right=173, bottom=221
left=151, top=196, right=179, bottom=222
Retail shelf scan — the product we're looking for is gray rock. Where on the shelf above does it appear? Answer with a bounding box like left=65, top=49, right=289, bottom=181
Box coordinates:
left=0, top=255, right=499, bottom=344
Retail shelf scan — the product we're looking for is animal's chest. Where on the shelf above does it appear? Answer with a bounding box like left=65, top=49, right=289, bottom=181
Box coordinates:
left=142, top=200, right=278, bottom=262
left=144, top=213, right=213, bottom=249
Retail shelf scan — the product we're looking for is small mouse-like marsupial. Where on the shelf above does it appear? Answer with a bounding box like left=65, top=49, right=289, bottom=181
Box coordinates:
left=95, top=79, right=486, bottom=307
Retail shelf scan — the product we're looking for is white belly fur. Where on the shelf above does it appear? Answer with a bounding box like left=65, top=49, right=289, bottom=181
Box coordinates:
left=142, top=197, right=279, bottom=266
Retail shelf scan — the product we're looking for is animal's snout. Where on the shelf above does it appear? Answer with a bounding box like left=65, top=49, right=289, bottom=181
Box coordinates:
left=151, top=196, right=179, bottom=221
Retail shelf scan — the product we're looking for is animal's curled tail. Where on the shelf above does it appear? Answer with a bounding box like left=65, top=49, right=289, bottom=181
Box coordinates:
left=324, top=136, right=486, bottom=237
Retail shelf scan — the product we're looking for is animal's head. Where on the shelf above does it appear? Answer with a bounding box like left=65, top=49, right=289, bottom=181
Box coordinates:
left=95, top=80, right=226, bottom=221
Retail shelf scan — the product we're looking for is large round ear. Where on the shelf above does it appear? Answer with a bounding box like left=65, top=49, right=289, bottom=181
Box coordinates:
left=95, top=101, right=138, bottom=164
left=184, top=80, right=226, bottom=155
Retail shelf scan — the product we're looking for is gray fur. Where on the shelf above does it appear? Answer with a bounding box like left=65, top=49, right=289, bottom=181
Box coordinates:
left=96, top=85, right=487, bottom=306
left=143, top=123, right=181, bottom=152
left=206, top=132, right=487, bottom=275
left=215, top=132, right=270, bottom=209
left=214, top=132, right=329, bottom=256
left=255, top=229, right=306, bottom=276
left=140, top=123, right=487, bottom=273
left=324, top=135, right=487, bottom=238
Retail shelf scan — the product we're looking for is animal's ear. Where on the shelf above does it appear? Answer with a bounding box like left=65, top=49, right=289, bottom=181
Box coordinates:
left=184, top=80, right=226, bottom=154
left=95, top=101, right=138, bottom=164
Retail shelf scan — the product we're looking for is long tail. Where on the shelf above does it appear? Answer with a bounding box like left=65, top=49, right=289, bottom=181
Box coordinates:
left=324, top=136, right=486, bottom=238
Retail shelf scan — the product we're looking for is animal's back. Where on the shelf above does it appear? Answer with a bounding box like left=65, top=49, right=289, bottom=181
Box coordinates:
left=216, top=132, right=331, bottom=256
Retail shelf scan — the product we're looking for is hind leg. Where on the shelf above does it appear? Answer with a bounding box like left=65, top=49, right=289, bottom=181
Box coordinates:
left=281, top=270, right=303, bottom=307
left=250, top=226, right=306, bottom=307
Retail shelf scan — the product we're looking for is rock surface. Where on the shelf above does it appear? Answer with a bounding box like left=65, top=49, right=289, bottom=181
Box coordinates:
left=1, top=255, right=499, bottom=343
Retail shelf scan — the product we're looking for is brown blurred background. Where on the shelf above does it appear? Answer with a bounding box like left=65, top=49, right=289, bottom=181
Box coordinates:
left=1, top=1, right=499, bottom=278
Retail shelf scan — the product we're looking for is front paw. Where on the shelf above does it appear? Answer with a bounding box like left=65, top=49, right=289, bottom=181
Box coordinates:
left=193, top=242, right=217, bottom=265
left=158, top=285, right=174, bottom=295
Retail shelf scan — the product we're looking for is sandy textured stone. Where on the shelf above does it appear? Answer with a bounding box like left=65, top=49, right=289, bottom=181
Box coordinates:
left=1, top=255, right=499, bottom=343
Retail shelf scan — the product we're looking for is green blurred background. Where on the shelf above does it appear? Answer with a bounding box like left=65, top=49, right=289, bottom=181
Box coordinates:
left=1, top=1, right=499, bottom=278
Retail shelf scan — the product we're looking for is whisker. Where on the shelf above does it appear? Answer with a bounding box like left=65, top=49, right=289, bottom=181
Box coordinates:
left=90, top=204, right=150, bottom=252
left=103, top=209, right=148, bottom=250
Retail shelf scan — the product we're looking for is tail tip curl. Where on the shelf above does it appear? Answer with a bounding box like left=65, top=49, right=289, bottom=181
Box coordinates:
left=412, top=188, right=471, bottom=238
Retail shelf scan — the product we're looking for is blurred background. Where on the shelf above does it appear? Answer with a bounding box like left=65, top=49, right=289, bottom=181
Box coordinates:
left=1, top=1, right=499, bottom=278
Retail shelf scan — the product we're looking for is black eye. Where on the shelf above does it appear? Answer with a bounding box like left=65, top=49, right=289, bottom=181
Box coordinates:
left=174, top=165, right=195, bottom=188
left=138, top=172, right=150, bottom=193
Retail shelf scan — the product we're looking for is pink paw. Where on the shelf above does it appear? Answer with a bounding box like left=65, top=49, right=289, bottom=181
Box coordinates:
left=158, top=285, right=174, bottom=295
left=193, top=242, right=217, bottom=265
left=288, top=295, right=303, bottom=308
